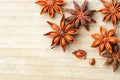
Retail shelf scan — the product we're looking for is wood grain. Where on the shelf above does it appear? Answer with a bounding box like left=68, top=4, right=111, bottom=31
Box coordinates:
left=0, top=0, right=120, bottom=80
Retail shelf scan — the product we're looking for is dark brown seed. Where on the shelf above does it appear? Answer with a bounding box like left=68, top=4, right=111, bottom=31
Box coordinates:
left=89, top=58, right=95, bottom=65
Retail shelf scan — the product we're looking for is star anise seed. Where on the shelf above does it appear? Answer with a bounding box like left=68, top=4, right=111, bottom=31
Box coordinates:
left=89, top=58, right=95, bottom=65
left=98, top=0, right=120, bottom=27
left=64, top=0, right=96, bottom=30
left=44, top=15, right=79, bottom=52
left=101, top=44, right=120, bottom=72
left=91, top=26, right=120, bottom=54
left=35, top=0, right=66, bottom=18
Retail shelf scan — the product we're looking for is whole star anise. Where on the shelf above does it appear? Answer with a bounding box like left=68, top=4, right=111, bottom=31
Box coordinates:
left=91, top=26, right=120, bottom=54
left=98, top=0, right=120, bottom=27
left=35, top=0, right=66, bottom=18
left=101, top=44, right=120, bottom=72
left=44, top=15, right=79, bottom=52
left=64, top=0, right=96, bottom=30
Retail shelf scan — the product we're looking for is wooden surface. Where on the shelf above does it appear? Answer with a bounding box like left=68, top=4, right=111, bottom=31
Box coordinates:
left=0, top=0, right=120, bottom=80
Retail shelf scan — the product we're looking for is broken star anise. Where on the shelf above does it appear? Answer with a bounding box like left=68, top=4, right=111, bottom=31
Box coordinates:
left=64, top=0, right=96, bottom=30
left=35, top=0, right=66, bottom=18
left=44, top=15, right=79, bottom=52
left=98, top=0, right=120, bottom=27
left=91, top=26, right=120, bottom=54
left=72, top=49, right=86, bottom=59
left=101, top=44, right=120, bottom=72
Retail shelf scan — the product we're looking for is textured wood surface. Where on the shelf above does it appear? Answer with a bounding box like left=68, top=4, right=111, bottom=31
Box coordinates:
left=0, top=0, right=120, bottom=80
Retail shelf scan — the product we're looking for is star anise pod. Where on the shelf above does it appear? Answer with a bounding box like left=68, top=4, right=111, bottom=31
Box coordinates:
left=64, top=0, right=96, bottom=30
left=35, top=0, right=66, bottom=18
left=91, top=26, right=120, bottom=54
left=72, top=49, right=86, bottom=59
left=44, top=15, right=79, bottom=52
left=101, top=44, right=120, bottom=72
left=98, top=0, right=120, bottom=27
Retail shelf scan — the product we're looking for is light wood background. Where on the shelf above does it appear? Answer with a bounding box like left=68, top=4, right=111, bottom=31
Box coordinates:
left=0, top=0, right=120, bottom=80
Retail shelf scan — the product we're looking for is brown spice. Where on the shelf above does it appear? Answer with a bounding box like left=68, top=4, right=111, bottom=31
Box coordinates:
left=64, top=0, right=96, bottom=30
left=91, top=26, right=120, bottom=54
left=98, top=0, right=120, bottom=27
left=101, top=44, right=120, bottom=72
left=44, top=15, right=79, bottom=52
left=89, top=58, right=95, bottom=65
left=35, top=0, right=66, bottom=18
left=72, top=49, right=86, bottom=59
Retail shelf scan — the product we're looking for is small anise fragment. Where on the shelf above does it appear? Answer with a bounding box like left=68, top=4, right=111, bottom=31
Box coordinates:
left=72, top=49, right=86, bottom=59
left=35, top=0, right=66, bottom=18
left=89, top=58, right=95, bottom=65
left=91, top=26, right=120, bottom=54
left=44, top=15, right=79, bottom=52
left=64, top=0, right=96, bottom=30
left=98, top=0, right=120, bottom=27
left=101, top=44, right=120, bottom=72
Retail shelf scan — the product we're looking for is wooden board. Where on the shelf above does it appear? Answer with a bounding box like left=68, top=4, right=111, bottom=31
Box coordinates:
left=0, top=0, right=120, bottom=80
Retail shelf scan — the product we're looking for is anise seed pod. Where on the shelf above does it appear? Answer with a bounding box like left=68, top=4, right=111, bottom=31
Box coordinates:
left=101, top=44, right=120, bottom=72
left=64, top=0, right=96, bottom=30
left=91, top=26, right=120, bottom=54
left=35, top=0, right=66, bottom=18
left=98, top=0, right=120, bottom=27
left=72, top=49, right=86, bottom=59
left=44, top=15, right=79, bottom=52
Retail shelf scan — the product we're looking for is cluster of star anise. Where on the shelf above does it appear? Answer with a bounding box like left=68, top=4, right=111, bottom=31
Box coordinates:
left=35, top=0, right=96, bottom=51
left=91, top=26, right=120, bottom=71
left=35, top=0, right=120, bottom=72
left=91, top=0, right=120, bottom=72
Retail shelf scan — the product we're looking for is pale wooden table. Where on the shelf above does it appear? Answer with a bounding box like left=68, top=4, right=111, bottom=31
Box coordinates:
left=0, top=0, right=120, bottom=80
